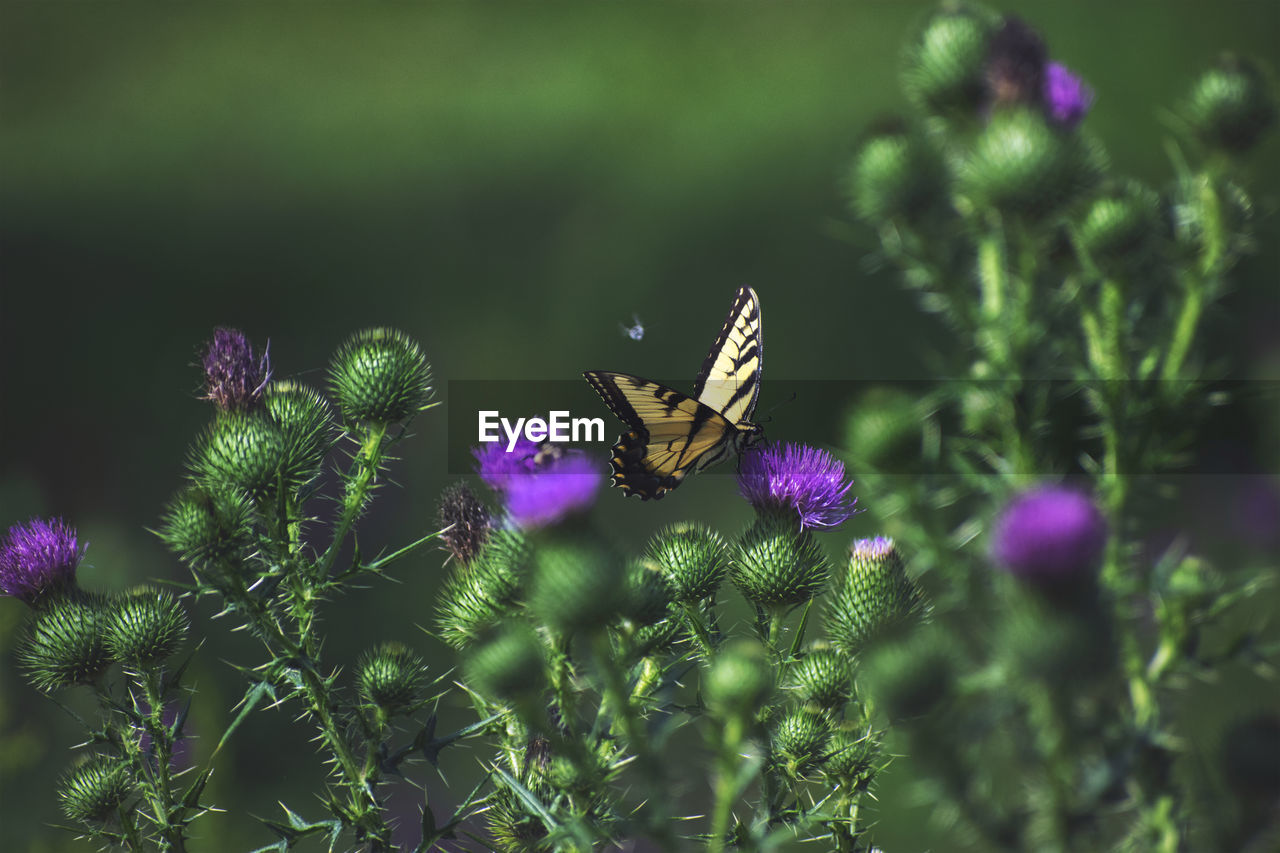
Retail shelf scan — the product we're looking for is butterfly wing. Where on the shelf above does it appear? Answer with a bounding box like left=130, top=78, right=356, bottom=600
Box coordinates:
left=692, top=285, right=763, bottom=427
left=583, top=370, right=736, bottom=500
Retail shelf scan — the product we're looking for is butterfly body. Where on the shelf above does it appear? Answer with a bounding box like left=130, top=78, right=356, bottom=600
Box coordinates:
left=584, top=286, right=764, bottom=500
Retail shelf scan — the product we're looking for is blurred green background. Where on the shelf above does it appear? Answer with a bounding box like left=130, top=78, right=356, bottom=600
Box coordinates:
left=2, top=2, right=1276, bottom=850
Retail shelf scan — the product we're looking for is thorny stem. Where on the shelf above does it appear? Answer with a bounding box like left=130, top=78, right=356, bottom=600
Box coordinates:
left=139, top=668, right=188, bottom=853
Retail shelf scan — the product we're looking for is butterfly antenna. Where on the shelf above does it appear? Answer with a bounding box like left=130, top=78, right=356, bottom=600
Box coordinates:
left=759, top=391, right=798, bottom=424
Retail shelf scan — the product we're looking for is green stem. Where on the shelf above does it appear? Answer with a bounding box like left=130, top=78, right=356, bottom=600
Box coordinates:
left=680, top=601, right=716, bottom=659
left=1161, top=281, right=1203, bottom=384
left=708, top=714, right=746, bottom=853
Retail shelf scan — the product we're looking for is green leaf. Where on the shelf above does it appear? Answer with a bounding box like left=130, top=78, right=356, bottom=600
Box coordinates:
left=212, top=681, right=277, bottom=760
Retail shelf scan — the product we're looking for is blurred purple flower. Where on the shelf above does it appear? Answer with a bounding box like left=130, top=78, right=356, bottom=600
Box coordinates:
left=473, top=438, right=602, bottom=529
left=0, top=517, right=82, bottom=605
left=991, top=486, right=1108, bottom=580
left=1043, top=62, right=1093, bottom=128
left=739, top=442, right=856, bottom=530
left=1234, top=477, right=1280, bottom=549
left=202, top=327, right=270, bottom=411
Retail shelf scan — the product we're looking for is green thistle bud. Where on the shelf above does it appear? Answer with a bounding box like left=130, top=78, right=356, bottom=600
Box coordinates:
left=1185, top=54, right=1276, bottom=153
left=528, top=540, right=625, bottom=634
left=845, top=127, right=943, bottom=222
left=104, top=589, right=189, bottom=666
left=20, top=595, right=112, bottom=691
left=858, top=626, right=955, bottom=720
left=771, top=705, right=830, bottom=777
left=328, top=327, right=433, bottom=425
left=157, top=487, right=255, bottom=570
left=190, top=412, right=285, bottom=497
left=57, top=755, right=132, bottom=825
left=264, top=381, right=333, bottom=489
left=1078, top=182, right=1162, bottom=270
left=357, top=641, right=426, bottom=712
left=464, top=625, right=546, bottom=704
left=960, top=106, right=1104, bottom=218
left=487, top=789, right=548, bottom=852
left=1000, top=595, right=1110, bottom=684
left=436, top=529, right=528, bottom=650
left=902, top=2, right=998, bottom=117
left=623, top=558, right=674, bottom=627
left=647, top=522, right=729, bottom=603
left=822, top=722, right=879, bottom=789
left=731, top=516, right=830, bottom=608
left=842, top=386, right=922, bottom=470
left=704, top=640, right=773, bottom=720
left=790, top=642, right=852, bottom=709
left=826, top=537, right=927, bottom=655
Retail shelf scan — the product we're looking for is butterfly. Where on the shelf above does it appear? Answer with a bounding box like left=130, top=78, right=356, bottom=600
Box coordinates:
left=584, top=285, right=764, bottom=500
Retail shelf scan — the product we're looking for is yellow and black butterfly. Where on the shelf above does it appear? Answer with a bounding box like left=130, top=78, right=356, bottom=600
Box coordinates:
left=584, top=285, right=764, bottom=500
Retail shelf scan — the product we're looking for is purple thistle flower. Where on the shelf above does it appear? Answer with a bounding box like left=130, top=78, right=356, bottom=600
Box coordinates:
left=0, top=517, right=83, bottom=605
left=1043, top=62, right=1093, bottom=128
left=739, top=443, right=856, bottom=531
left=202, top=327, right=271, bottom=411
left=851, top=536, right=895, bottom=563
left=991, top=486, right=1108, bottom=580
left=473, top=439, right=602, bottom=529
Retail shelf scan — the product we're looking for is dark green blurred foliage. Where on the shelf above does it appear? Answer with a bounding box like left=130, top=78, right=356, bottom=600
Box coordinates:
left=1, top=1, right=1277, bottom=851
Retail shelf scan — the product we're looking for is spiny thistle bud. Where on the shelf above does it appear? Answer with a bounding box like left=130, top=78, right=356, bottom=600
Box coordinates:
left=984, top=16, right=1047, bottom=107
left=1078, top=182, right=1162, bottom=269
left=20, top=595, right=112, bottom=691
left=104, top=589, right=189, bottom=667
left=1000, top=593, right=1110, bottom=684
left=357, top=641, right=426, bottom=713
left=201, top=327, right=270, bottom=412
left=703, top=640, right=773, bottom=720
left=959, top=106, right=1102, bottom=217
left=790, top=642, right=852, bottom=709
left=732, top=516, right=830, bottom=608
left=437, top=481, right=491, bottom=565
left=264, top=381, right=332, bottom=489
left=739, top=443, right=855, bottom=531
left=826, top=537, right=927, bottom=655
left=844, top=125, right=943, bottom=223
left=1184, top=54, right=1276, bottom=153
left=902, top=2, right=999, bottom=117
left=822, top=722, right=880, bottom=789
left=190, top=412, right=286, bottom=498
left=771, top=705, right=831, bottom=777
left=990, top=486, right=1108, bottom=584
left=528, top=540, right=625, bottom=634
left=0, top=517, right=83, bottom=605
left=328, top=327, right=433, bottom=425
left=464, top=625, right=546, bottom=704
left=858, top=626, right=956, bottom=720
left=842, top=386, right=922, bottom=470
left=436, top=528, right=528, bottom=650
left=157, top=487, right=254, bottom=570
left=623, top=558, right=674, bottom=627
left=57, top=755, right=132, bottom=825
left=487, top=790, right=549, bottom=851
left=647, top=522, right=729, bottom=603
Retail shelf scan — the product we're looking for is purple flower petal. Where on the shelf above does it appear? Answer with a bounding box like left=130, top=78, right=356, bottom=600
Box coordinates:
left=1043, top=62, right=1093, bottom=128
left=991, top=486, right=1108, bottom=580
left=202, top=327, right=271, bottom=411
left=473, top=439, right=602, bottom=529
left=739, top=443, right=856, bottom=531
left=0, top=517, right=82, bottom=604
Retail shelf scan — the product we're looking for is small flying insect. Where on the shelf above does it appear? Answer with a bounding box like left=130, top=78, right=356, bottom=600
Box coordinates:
left=619, top=314, right=645, bottom=341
